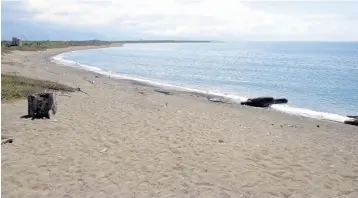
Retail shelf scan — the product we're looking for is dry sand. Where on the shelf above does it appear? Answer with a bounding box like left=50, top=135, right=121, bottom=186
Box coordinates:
left=1, top=45, right=358, bottom=198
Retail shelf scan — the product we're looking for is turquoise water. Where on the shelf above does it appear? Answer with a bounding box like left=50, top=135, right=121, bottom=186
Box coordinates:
left=53, top=42, right=358, bottom=120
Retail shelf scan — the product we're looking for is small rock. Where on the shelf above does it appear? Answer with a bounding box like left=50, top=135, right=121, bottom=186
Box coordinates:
left=100, top=148, right=108, bottom=153
left=317, top=125, right=320, bottom=128
left=218, top=139, right=224, bottom=143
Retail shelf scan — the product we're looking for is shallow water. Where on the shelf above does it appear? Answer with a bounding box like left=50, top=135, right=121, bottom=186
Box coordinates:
left=52, top=42, right=358, bottom=122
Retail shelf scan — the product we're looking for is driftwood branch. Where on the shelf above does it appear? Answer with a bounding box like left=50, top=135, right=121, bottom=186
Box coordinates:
left=154, top=89, right=171, bottom=95
left=1, top=136, right=13, bottom=145
left=76, top=88, right=89, bottom=96
left=59, top=93, right=72, bottom=97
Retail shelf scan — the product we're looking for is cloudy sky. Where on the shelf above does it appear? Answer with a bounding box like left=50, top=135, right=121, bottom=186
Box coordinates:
left=2, top=0, right=358, bottom=41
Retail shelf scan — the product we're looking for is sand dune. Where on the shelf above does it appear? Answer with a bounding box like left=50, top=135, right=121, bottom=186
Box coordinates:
left=2, top=46, right=358, bottom=198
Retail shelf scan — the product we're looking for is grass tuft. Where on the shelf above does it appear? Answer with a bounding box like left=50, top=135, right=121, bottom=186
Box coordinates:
left=1, top=74, right=76, bottom=102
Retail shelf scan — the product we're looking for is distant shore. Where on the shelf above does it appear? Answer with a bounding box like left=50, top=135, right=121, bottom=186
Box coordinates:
left=2, top=45, right=358, bottom=198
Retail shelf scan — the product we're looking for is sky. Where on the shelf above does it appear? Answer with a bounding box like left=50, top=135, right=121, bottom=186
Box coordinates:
left=1, top=0, right=358, bottom=41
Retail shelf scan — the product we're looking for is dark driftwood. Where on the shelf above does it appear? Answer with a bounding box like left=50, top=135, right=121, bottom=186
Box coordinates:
left=27, top=92, right=57, bottom=119
left=345, top=118, right=358, bottom=126
left=1, top=135, right=13, bottom=145
left=77, top=87, right=89, bottom=95
left=241, top=97, right=288, bottom=108
left=274, top=98, right=288, bottom=104
left=241, top=97, right=275, bottom=107
left=154, top=89, right=171, bottom=95
left=347, top=116, right=358, bottom=119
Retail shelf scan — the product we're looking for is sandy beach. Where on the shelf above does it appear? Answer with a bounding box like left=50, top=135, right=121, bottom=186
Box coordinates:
left=2, top=45, right=358, bottom=198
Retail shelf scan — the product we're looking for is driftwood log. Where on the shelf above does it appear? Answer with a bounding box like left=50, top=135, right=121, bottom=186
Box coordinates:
left=154, top=89, right=171, bottom=95
left=1, top=135, right=13, bottom=145
left=345, top=118, right=358, bottom=126
left=27, top=92, right=57, bottom=119
left=241, top=97, right=288, bottom=108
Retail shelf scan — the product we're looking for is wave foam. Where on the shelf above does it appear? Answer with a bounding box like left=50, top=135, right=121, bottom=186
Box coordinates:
left=271, top=104, right=349, bottom=123
left=52, top=52, right=351, bottom=124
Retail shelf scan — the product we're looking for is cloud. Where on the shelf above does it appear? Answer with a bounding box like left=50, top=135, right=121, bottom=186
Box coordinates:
left=6, top=0, right=358, bottom=40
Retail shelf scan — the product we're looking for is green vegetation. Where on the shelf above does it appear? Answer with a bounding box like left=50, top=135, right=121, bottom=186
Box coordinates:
left=1, top=40, right=116, bottom=54
left=1, top=74, right=76, bottom=102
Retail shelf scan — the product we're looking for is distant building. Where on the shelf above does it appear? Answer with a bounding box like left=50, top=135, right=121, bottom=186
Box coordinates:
left=11, top=37, right=22, bottom=47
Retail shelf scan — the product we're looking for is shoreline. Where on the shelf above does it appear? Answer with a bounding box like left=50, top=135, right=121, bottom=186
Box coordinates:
left=2, top=45, right=358, bottom=198
left=51, top=45, right=352, bottom=124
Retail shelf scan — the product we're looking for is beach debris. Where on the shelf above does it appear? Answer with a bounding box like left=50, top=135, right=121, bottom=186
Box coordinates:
left=95, top=75, right=100, bottom=78
left=207, top=97, right=224, bottom=103
left=347, top=115, right=358, bottom=119
left=84, top=77, right=95, bottom=84
left=100, top=148, right=108, bottom=153
left=27, top=92, right=57, bottom=119
left=317, top=125, right=320, bottom=128
left=137, top=90, right=146, bottom=95
left=241, top=97, right=288, bottom=108
left=274, top=98, right=288, bottom=104
left=59, top=93, right=72, bottom=97
left=344, top=117, right=358, bottom=126
left=1, top=135, right=14, bottom=145
left=218, top=139, right=224, bottom=143
left=154, top=89, right=171, bottom=95
left=76, top=87, right=89, bottom=96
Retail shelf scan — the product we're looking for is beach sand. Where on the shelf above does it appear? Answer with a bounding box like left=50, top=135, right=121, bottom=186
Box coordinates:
left=1, top=45, right=358, bottom=198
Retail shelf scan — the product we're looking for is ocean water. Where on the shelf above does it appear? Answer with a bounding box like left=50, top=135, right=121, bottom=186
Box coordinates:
left=52, top=42, right=358, bottom=122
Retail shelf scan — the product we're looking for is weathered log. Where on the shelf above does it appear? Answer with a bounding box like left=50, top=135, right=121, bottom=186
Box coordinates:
left=154, top=89, right=171, bottom=95
left=1, top=135, right=13, bottom=145
left=241, top=97, right=275, bottom=107
left=274, top=98, right=288, bottom=104
left=241, top=97, right=288, bottom=107
left=27, top=92, right=57, bottom=118
left=347, top=115, right=358, bottom=119
left=344, top=118, right=358, bottom=126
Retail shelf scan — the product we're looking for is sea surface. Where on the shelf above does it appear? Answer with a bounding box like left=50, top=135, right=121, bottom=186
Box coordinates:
left=52, top=42, right=358, bottom=122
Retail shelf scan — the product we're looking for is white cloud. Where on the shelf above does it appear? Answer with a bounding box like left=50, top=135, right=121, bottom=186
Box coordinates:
left=16, top=0, right=358, bottom=40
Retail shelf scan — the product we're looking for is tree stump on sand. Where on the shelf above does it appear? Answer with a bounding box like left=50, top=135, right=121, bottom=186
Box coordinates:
left=27, top=92, right=57, bottom=119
